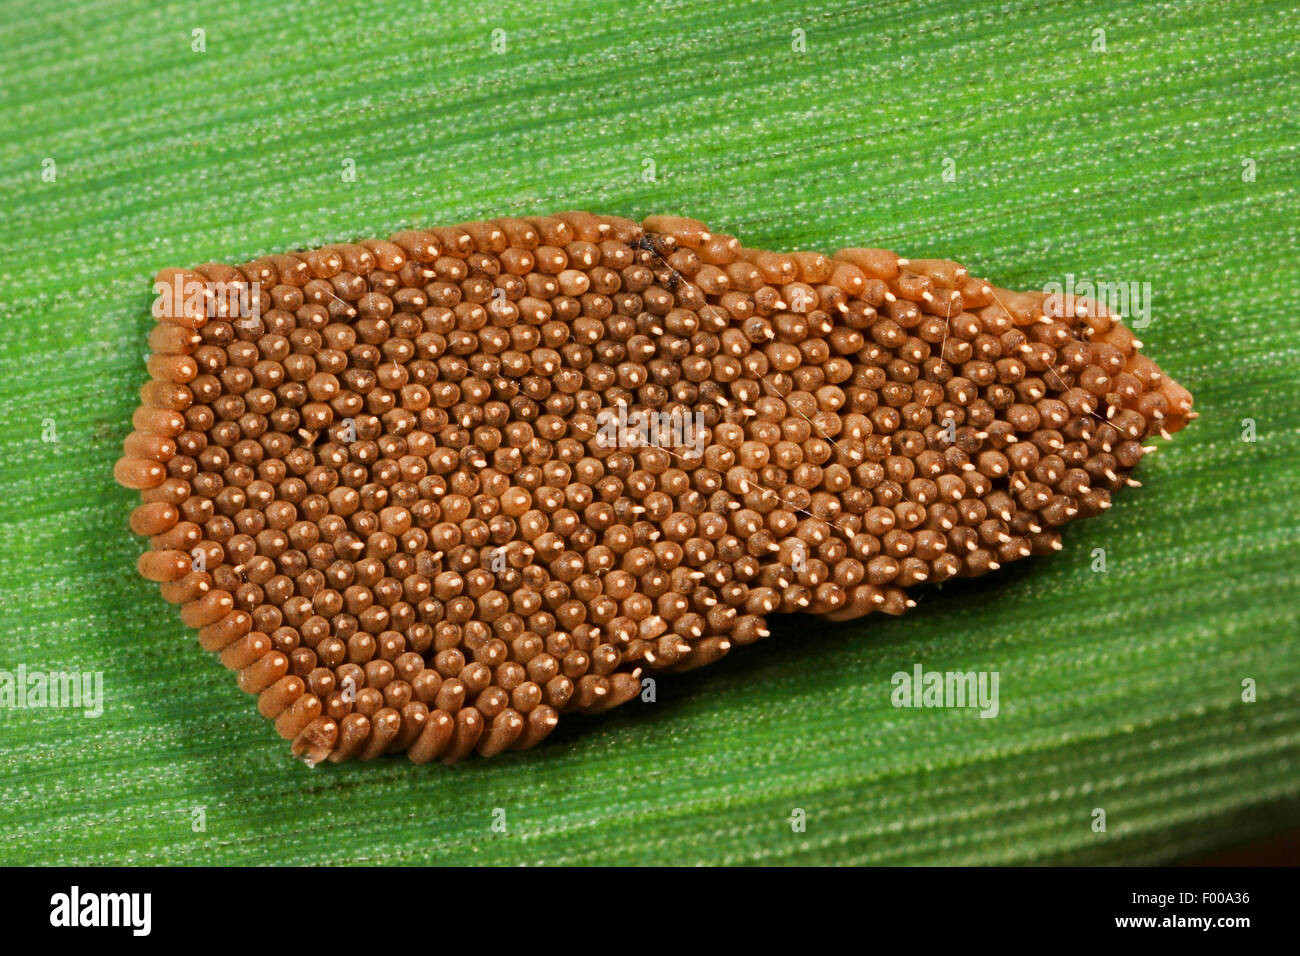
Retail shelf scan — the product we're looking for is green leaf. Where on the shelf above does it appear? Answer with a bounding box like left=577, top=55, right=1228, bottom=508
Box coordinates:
left=0, top=0, right=1296, bottom=865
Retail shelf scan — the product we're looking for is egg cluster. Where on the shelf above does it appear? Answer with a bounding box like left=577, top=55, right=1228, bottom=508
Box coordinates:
left=114, top=212, right=1194, bottom=763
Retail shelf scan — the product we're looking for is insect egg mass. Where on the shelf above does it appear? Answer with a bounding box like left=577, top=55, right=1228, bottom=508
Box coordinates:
left=114, top=213, right=1194, bottom=763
